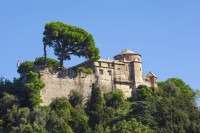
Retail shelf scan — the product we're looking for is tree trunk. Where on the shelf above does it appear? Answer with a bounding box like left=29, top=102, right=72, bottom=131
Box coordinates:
left=170, top=108, right=173, bottom=133
left=60, top=58, right=63, bottom=70
left=60, top=47, right=64, bottom=70
left=44, top=44, right=47, bottom=67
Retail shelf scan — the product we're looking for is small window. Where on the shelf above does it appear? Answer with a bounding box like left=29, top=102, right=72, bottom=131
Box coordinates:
left=108, top=70, right=112, bottom=75
left=126, top=66, right=129, bottom=71
left=129, top=84, right=132, bottom=88
left=108, top=63, right=110, bottom=67
left=112, top=63, right=114, bottom=67
left=140, top=68, right=141, bottom=71
left=99, top=69, right=103, bottom=75
left=117, top=66, right=121, bottom=70
left=98, top=62, right=101, bottom=66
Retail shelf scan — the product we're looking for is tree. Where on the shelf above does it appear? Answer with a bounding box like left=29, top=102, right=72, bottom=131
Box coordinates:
left=68, top=90, right=84, bottom=107
left=17, top=61, right=34, bottom=75
left=0, top=93, right=19, bottom=118
left=88, top=83, right=104, bottom=129
left=70, top=108, right=89, bottom=133
left=0, top=77, right=13, bottom=98
left=34, top=57, right=60, bottom=69
left=49, top=98, right=73, bottom=132
left=158, top=78, right=195, bottom=98
left=163, top=81, right=180, bottom=97
left=111, top=118, right=153, bottom=133
left=136, top=85, right=152, bottom=101
left=104, top=90, right=125, bottom=108
left=43, top=22, right=100, bottom=69
left=4, top=105, right=30, bottom=133
left=50, top=97, right=72, bottom=122
left=25, top=71, right=45, bottom=107
left=129, top=101, right=158, bottom=130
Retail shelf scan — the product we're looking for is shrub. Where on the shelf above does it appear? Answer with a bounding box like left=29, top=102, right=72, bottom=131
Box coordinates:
left=104, top=90, right=125, bottom=108
left=69, top=90, right=84, bottom=107
left=17, top=61, right=34, bottom=75
left=34, top=57, right=60, bottom=69
left=77, top=67, right=93, bottom=74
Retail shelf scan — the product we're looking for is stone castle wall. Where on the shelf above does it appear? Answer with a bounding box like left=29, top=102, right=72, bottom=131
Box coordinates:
left=35, top=67, right=135, bottom=106
left=37, top=68, right=95, bottom=106
left=34, top=49, right=157, bottom=106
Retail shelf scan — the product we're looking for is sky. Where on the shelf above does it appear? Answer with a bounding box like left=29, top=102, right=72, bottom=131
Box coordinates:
left=0, top=1, right=200, bottom=102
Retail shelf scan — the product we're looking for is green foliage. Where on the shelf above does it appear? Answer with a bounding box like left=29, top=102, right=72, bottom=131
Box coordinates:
left=129, top=101, right=158, bottom=130
left=88, top=83, right=104, bottom=129
left=101, top=106, right=115, bottom=127
left=24, top=123, right=49, bottom=133
left=104, top=90, right=125, bottom=108
left=90, top=83, right=103, bottom=110
left=46, top=110, right=66, bottom=131
left=77, top=67, right=93, bottom=74
left=69, top=90, right=84, bottom=107
left=163, top=81, right=180, bottom=97
left=0, top=77, right=13, bottom=98
left=1, top=70, right=200, bottom=133
left=29, top=107, right=48, bottom=128
left=34, top=57, right=60, bottom=69
left=94, top=124, right=104, bottom=133
left=0, top=119, right=3, bottom=132
left=158, top=78, right=195, bottom=98
left=70, top=108, right=89, bottom=133
left=4, top=105, right=30, bottom=133
left=50, top=97, right=72, bottom=122
left=17, top=61, right=34, bottom=75
left=0, top=93, right=19, bottom=118
left=136, top=85, right=152, bottom=100
left=25, top=71, right=45, bottom=107
left=43, top=22, right=100, bottom=69
left=111, top=118, right=153, bottom=133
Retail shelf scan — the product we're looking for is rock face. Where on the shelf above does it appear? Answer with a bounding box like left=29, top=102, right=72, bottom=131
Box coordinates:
left=37, top=68, right=95, bottom=106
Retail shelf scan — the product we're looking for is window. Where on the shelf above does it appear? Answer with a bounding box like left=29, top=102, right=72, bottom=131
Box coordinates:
left=108, top=70, right=112, bottom=75
left=126, top=66, right=129, bottom=71
left=99, top=69, right=103, bottom=75
left=140, top=68, right=141, bottom=71
left=129, top=84, right=132, bottom=88
left=117, top=66, right=121, bottom=70
left=112, top=62, right=114, bottom=67
left=98, top=62, right=101, bottom=66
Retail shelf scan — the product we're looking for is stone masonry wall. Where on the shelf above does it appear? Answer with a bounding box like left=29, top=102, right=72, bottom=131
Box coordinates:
left=38, top=68, right=95, bottom=106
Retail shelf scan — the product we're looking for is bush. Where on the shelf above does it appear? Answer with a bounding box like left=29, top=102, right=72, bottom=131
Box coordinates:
left=136, top=85, right=152, bottom=100
left=69, top=90, right=84, bottom=107
left=25, top=71, right=45, bottom=107
left=34, top=57, right=60, bottom=69
left=104, top=90, right=125, bottom=108
left=17, top=61, right=34, bottom=75
left=77, top=67, right=93, bottom=74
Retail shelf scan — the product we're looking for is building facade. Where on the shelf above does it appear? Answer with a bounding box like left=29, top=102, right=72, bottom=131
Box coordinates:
left=69, top=49, right=157, bottom=98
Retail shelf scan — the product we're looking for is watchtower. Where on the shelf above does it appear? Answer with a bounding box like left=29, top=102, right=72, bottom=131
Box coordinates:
left=114, top=49, right=143, bottom=91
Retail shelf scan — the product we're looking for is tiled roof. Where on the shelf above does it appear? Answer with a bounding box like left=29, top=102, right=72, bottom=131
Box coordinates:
left=115, top=49, right=140, bottom=57
left=147, top=72, right=157, bottom=77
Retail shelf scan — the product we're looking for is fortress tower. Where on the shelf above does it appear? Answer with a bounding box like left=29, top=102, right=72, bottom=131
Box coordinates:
left=114, top=49, right=143, bottom=92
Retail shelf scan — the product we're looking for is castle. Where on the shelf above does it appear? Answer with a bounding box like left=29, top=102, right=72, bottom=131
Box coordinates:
left=35, top=49, right=157, bottom=105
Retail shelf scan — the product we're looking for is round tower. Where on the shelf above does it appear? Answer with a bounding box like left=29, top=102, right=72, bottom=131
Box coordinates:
left=113, top=49, right=141, bottom=62
left=114, top=49, right=143, bottom=95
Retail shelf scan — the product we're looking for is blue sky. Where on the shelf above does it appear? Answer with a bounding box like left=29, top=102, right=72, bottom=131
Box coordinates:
left=0, top=1, right=199, bottom=101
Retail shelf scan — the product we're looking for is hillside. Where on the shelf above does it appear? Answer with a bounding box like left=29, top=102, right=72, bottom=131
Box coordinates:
left=0, top=57, right=200, bottom=133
